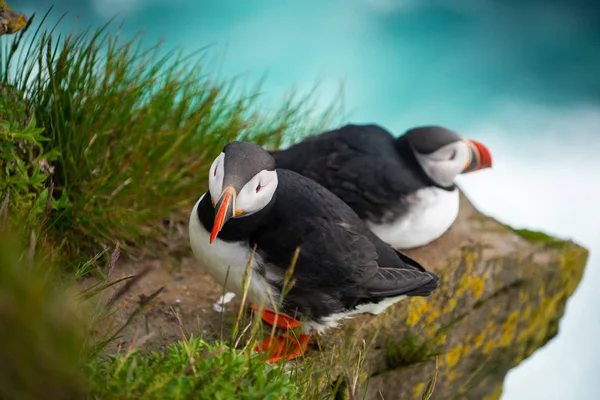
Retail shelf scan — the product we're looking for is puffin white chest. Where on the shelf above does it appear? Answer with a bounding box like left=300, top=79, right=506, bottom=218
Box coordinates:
left=188, top=195, right=272, bottom=307
left=367, top=187, right=459, bottom=250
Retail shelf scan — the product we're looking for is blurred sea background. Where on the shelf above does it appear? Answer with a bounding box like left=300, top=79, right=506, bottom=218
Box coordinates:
left=16, top=1, right=600, bottom=398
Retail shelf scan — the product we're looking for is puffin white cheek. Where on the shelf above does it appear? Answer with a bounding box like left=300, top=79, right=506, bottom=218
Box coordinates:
left=234, top=170, right=277, bottom=217
left=235, top=186, right=272, bottom=216
left=455, top=145, right=471, bottom=172
left=208, top=174, right=223, bottom=203
left=210, top=154, right=226, bottom=199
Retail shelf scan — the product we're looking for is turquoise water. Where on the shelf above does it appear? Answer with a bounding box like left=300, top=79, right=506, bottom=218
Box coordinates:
left=16, top=1, right=600, bottom=398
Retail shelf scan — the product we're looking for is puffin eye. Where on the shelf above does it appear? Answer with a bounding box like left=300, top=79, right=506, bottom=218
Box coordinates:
left=449, top=150, right=456, bottom=160
left=213, top=167, right=217, bottom=176
left=256, top=184, right=262, bottom=193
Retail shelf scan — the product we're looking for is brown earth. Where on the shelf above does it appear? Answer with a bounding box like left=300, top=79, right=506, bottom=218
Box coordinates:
left=79, top=191, right=589, bottom=400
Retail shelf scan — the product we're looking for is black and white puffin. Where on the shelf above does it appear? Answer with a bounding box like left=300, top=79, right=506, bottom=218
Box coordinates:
left=189, top=141, right=439, bottom=362
left=270, top=124, right=493, bottom=250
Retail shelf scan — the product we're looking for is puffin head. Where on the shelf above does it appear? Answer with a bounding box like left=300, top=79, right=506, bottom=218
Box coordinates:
left=208, top=141, right=278, bottom=243
left=402, top=126, right=493, bottom=188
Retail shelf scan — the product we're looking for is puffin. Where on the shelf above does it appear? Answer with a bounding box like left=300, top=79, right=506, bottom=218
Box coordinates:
left=270, top=124, right=493, bottom=250
left=189, top=141, right=439, bottom=362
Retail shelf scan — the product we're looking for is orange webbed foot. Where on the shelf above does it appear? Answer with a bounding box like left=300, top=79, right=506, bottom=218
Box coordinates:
left=254, top=333, right=312, bottom=363
left=249, top=304, right=300, bottom=329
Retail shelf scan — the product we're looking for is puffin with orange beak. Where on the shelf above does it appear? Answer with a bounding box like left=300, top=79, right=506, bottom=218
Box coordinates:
left=189, top=141, right=439, bottom=363
left=270, top=124, right=493, bottom=249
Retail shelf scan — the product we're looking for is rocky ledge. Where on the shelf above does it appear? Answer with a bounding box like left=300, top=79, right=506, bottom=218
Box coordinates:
left=316, top=191, right=588, bottom=399
left=90, top=191, right=588, bottom=400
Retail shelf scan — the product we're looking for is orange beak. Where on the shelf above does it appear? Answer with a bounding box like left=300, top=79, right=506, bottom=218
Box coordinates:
left=462, top=139, right=493, bottom=173
left=210, top=186, right=236, bottom=244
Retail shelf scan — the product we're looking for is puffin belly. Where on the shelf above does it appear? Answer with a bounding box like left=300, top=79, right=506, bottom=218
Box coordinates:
left=304, top=295, right=408, bottom=334
left=367, top=187, right=460, bottom=249
left=189, top=196, right=273, bottom=308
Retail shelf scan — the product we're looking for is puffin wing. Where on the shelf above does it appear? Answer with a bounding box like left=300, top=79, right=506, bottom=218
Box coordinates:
left=339, top=235, right=439, bottom=300
left=256, top=214, right=381, bottom=289
left=301, top=152, right=425, bottom=218
left=257, top=213, right=438, bottom=299
left=260, top=168, right=438, bottom=302
left=358, top=264, right=439, bottom=298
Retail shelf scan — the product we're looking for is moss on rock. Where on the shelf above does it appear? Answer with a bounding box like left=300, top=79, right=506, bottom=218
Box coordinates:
left=309, top=192, right=589, bottom=400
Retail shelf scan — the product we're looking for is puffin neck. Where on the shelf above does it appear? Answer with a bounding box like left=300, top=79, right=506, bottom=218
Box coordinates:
left=393, top=136, right=456, bottom=192
left=197, top=192, right=277, bottom=242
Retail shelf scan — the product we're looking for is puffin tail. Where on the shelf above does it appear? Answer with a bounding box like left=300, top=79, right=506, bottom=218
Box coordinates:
left=403, top=272, right=440, bottom=297
left=393, top=249, right=428, bottom=272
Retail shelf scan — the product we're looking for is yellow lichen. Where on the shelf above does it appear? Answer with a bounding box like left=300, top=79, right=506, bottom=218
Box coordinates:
left=499, top=311, right=519, bottom=346
left=474, top=332, right=486, bottom=348
left=445, top=344, right=463, bottom=369
left=517, top=294, right=563, bottom=345
left=373, top=233, right=585, bottom=398
left=434, top=333, right=447, bottom=346
left=482, top=384, right=504, bottom=400
left=560, top=247, right=588, bottom=294
left=483, top=339, right=495, bottom=355
left=456, top=274, right=470, bottom=297
left=446, top=297, right=458, bottom=313
left=462, top=343, right=471, bottom=357
left=425, top=306, right=442, bottom=325
left=521, top=307, right=531, bottom=321
left=465, top=251, right=476, bottom=271
left=465, top=333, right=473, bottom=341
left=470, top=275, right=485, bottom=299
left=411, top=382, right=425, bottom=399
left=406, top=297, right=434, bottom=327
left=455, top=262, right=486, bottom=300
left=447, top=370, right=457, bottom=384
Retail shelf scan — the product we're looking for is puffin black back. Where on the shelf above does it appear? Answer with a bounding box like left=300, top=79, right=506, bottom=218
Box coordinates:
left=266, top=123, right=493, bottom=251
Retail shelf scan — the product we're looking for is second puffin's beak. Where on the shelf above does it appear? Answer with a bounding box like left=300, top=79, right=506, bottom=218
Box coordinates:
left=462, top=139, right=493, bottom=173
left=210, top=186, right=237, bottom=244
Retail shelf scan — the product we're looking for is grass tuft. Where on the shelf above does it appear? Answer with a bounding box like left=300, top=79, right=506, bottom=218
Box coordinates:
left=509, top=228, right=569, bottom=249
left=0, top=11, right=340, bottom=265
left=87, top=336, right=301, bottom=399
left=385, top=330, right=441, bottom=369
left=0, top=228, right=86, bottom=400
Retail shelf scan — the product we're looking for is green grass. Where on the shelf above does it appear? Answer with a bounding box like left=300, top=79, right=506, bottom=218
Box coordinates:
left=87, top=336, right=301, bottom=400
left=0, top=226, right=305, bottom=400
left=0, top=223, right=360, bottom=400
left=385, top=330, right=441, bottom=370
left=0, top=228, right=85, bottom=400
left=0, top=10, right=340, bottom=265
left=508, top=227, right=569, bottom=249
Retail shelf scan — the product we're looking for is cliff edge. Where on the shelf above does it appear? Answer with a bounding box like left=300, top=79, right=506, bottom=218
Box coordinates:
left=88, top=191, right=589, bottom=400
left=315, top=191, right=588, bottom=399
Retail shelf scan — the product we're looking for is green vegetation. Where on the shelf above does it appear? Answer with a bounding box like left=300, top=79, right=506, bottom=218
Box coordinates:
left=509, top=227, right=569, bottom=249
left=0, top=101, right=60, bottom=230
left=0, top=226, right=311, bottom=400
left=0, top=230, right=85, bottom=400
left=87, top=337, right=301, bottom=399
left=0, top=10, right=345, bottom=400
left=385, top=330, right=442, bottom=370
left=1, top=10, right=339, bottom=264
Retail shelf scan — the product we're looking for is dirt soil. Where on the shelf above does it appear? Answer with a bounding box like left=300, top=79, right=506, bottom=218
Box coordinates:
left=81, top=192, right=484, bottom=356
